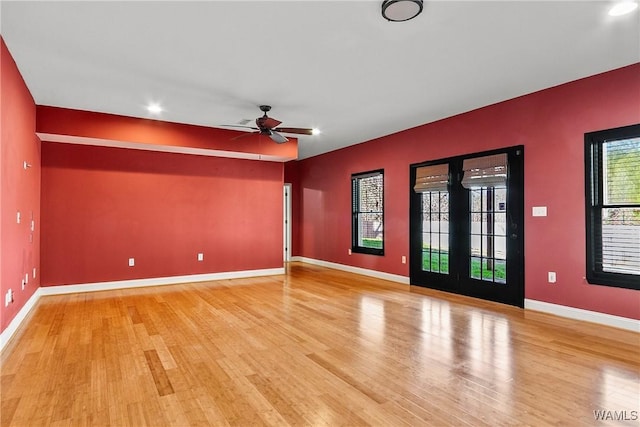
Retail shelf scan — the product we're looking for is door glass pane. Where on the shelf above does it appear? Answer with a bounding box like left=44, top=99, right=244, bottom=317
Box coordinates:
left=440, top=233, right=449, bottom=273
left=494, top=260, right=507, bottom=283
left=470, top=256, right=481, bottom=280
left=422, top=191, right=449, bottom=274
left=469, top=185, right=507, bottom=284
left=494, top=236, right=507, bottom=260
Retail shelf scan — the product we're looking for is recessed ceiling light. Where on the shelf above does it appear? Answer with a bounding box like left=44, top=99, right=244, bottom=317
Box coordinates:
left=312, top=128, right=321, bottom=136
left=608, top=1, right=638, bottom=16
left=146, top=102, right=163, bottom=114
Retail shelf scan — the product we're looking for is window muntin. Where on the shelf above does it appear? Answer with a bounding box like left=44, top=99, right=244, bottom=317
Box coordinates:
left=352, top=170, right=384, bottom=255
left=585, top=125, right=640, bottom=290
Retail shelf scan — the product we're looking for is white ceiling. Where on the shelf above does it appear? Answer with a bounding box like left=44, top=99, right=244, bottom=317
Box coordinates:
left=2, top=1, right=638, bottom=159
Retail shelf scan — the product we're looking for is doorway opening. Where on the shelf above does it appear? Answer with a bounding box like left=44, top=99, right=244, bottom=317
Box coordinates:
left=283, top=183, right=292, bottom=263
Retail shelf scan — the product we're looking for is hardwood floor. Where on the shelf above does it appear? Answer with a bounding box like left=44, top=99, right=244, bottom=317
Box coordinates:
left=1, top=262, right=638, bottom=426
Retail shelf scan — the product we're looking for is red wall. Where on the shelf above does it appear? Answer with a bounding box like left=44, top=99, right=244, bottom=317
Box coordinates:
left=1, top=38, right=41, bottom=332
left=41, top=143, right=284, bottom=286
left=37, top=106, right=298, bottom=161
left=291, top=64, right=640, bottom=320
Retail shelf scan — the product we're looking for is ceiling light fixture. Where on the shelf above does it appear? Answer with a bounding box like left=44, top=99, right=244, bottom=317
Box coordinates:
left=608, top=1, right=638, bottom=16
left=146, top=102, right=163, bottom=114
left=381, top=0, right=423, bottom=22
left=311, top=128, right=321, bottom=136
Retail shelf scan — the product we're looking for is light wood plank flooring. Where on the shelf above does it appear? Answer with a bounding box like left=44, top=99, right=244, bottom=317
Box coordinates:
left=1, top=262, right=639, bottom=426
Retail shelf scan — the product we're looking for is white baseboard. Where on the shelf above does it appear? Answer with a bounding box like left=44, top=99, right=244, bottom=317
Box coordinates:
left=0, top=267, right=284, bottom=354
left=0, top=288, right=43, bottom=354
left=291, top=256, right=410, bottom=285
left=37, top=268, right=285, bottom=296
left=525, top=299, right=639, bottom=332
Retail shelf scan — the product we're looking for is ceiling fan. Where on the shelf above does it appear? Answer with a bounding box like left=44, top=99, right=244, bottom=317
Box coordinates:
left=225, top=105, right=316, bottom=144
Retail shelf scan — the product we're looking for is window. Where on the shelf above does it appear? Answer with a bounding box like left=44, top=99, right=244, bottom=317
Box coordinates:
left=585, top=124, right=640, bottom=290
left=352, top=170, right=384, bottom=255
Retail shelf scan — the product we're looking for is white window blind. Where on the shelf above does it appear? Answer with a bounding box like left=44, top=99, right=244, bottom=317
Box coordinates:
left=414, top=164, right=449, bottom=193
left=461, top=153, right=507, bottom=188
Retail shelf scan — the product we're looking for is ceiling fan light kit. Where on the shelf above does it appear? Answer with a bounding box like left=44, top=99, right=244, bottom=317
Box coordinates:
left=381, top=0, right=424, bottom=22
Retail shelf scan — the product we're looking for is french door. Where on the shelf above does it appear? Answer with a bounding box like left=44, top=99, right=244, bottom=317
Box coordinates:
left=409, top=147, right=524, bottom=307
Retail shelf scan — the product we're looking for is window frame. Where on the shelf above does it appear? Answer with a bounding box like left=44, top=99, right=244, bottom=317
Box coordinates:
left=351, top=169, right=385, bottom=256
left=585, top=123, right=640, bottom=290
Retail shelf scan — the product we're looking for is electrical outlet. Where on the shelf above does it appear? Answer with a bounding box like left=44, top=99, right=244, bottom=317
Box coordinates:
left=197, top=253, right=204, bottom=261
left=5, top=289, right=13, bottom=307
left=16, top=211, right=21, bottom=224
left=128, top=258, right=135, bottom=267
left=548, top=272, right=557, bottom=283
left=402, top=256, right=407, bottom=264
left=25, top=273, right=28, bottom=284
left=33, top=267, right=37, bottom=278
left=348, top=249, right=352, bottom=255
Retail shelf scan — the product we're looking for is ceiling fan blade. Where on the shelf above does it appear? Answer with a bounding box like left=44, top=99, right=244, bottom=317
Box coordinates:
left=269, top=131, right=288, bottom=144
left=273, top=127, right=314, bottom=135
left=258, top=117, right=282, bottom=129
left=219, top=124, right=259, bottom=131
left=231, top=130, right=260, bottom=141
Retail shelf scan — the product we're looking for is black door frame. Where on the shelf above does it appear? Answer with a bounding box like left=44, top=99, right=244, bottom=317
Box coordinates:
left=409, top=146, right=524, bottom=307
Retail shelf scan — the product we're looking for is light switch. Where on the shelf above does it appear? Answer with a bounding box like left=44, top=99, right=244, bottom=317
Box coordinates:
left=17, top=211, right=21, bottom=224
left=197, top=253, right=204, bottom=261
left=128, top=258, right=135, bottom=267
left=548, top=272, right=557, bottom=283
left=532, top=206, right=547, bottom=217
